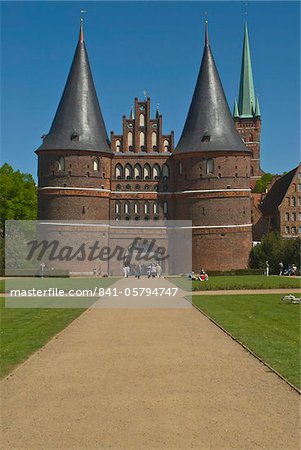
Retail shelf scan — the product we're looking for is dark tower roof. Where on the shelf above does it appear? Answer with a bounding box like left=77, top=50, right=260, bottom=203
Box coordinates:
left=37, top=20, right=112, bottom=153
left=175, top=22, right=249, bottom=154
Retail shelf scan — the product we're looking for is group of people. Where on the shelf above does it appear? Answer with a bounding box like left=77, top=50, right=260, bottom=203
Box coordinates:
left=122, top=262, right=162, bottom=279
left=279, top=261, right=298, bottom=276
left=265, top=261, right=298, bottom=276
left=187, top=269, right=209, bottom=282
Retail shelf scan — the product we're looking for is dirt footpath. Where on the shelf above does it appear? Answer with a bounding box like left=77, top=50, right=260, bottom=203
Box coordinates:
left=1, top=285, right=300, bottom=449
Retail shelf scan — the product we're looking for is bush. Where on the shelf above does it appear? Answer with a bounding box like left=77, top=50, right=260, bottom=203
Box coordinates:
left=249, top=232, right=300, bottom=274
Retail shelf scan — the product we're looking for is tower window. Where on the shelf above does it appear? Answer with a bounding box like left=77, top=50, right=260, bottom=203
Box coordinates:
left=115, top=164, right=123, bottom=179
left=58, top=157, right=65, bottom=171
left=206, top=158, right=214, bottom=174
left=93, top=159, right=100, bottom=171
left=71, top=131, right=79, bottom=141
left=201, top=135, right=210, bottom=142
left=115, top=140, right=121, bottom=152
left=178, top=161, right=183, bottom=175
left=139, top=114, right=145, bottom=126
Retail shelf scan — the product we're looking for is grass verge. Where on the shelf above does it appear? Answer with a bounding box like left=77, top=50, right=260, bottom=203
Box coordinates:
left=0, top=278, right=116, bottom=378
left=193, top=294, right=300, bottom=388
left=170, top=275, right=300, bottom=291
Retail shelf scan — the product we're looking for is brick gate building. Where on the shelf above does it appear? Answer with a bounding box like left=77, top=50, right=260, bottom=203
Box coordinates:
left=36, top=19, right=261, bottom=271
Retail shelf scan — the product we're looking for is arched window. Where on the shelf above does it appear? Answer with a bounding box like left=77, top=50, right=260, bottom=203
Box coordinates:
left=115, top=202, right=120, bottom=214
left=139, top=114, right=145, bottom=126
left=163, top=140, right=169, bottom=152
left=134, top=164, right=142, bottom=180
left=93, top=158, right=100, bottom=171
left=58, top=156, right=65, bottom=171
left=115, top=164, right=123, bottom=179
left=206, top=159, right=214, bottom=174
left=153, top=203, right=158, bottom=214
left=153, top=164, right=160, bottom=180
left=162, top=164, right=169, bottom=179
left=178, top=161, right=183, bottom=175
left=115, top=139, right=121, bottom=152
left=124, top=164, right=132, bottom=180
left=144, top=202, right=149, bottom=214
left=140, top=132, right=145, bottom=151
left=143, top=164, right=151, bottom=180
left=127, top=132, right=133, bottom=151
left=124, top=202, right=130, bottom=214
left=163, top=201, right=168, bottom=214
left=134, top=203, right=139, bottom=214
left=152, top=132, right=157, bottom=151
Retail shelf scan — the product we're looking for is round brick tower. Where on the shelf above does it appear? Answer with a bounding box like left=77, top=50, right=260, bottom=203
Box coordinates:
left=174, top=21, right=252, bottom=271
left=36, top=20, right=113, bottom=220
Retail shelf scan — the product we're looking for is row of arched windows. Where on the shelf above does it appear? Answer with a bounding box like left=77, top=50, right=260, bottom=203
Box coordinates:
left=115, top=201, right=168, bottom=215
left=115, top=133, right=170, bottom=152
left=115, top=163, right=169, bottom=180
left=57, top=157, right=100, bottom=172
left=115, top=184, right=168, bottom=192
left=177, top=159, right=214, bottom=176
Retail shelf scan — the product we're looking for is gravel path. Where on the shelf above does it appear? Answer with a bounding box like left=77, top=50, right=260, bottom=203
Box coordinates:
left=1, top=278, right=300, bottom=449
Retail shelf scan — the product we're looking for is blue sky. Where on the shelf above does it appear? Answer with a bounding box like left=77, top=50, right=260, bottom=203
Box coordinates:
left=1, top=1, right=300, bottom=179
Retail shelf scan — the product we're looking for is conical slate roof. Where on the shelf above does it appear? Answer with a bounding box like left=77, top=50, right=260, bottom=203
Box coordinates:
left=175, top=22, right=248, bottom=154
left=37, top=21, right=111, bottom=153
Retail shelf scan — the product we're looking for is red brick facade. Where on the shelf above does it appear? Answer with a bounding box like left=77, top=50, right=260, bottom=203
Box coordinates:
left=234, top=115, right=262, bottom=189
left=37, top=97, right=254, bottom=271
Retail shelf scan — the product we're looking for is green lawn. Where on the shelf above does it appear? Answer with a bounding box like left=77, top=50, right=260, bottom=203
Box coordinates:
left=170, top=275, right=301, bottom=291
left=193, top=294, right=300, bottom=388
left=0, top=277, right=116, bottom=378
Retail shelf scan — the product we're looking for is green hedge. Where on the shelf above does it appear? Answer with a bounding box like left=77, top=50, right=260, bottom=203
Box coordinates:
left=5, top=269, right=70, bottom=278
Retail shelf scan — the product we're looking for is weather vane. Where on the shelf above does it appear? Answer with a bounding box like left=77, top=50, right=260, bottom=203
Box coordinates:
left=80, top=9, right=87, bottom=21
left=204, top=11, right=208, bottom=23
left=143, top=90, right=147, bottom=100
left=244, top=3, right=248, bottom=17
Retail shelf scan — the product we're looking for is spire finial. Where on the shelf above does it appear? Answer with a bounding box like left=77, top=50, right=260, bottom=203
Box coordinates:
left=244, top=3, right=248, bottom=21
left=79, top=9, right=87, bottom=43
left=204, top=12, right=209, bottom=47
left=156, top=103, right=160, bottom=118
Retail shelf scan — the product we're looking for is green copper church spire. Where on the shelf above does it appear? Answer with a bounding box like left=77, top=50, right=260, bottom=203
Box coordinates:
left=237, top=21, right=256, bottom=118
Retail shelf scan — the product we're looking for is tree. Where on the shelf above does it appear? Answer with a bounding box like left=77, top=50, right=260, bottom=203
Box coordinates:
left=253, top=173, right=274, bottom=193
left=0, top=164, right=37, bottom=274
left=250, top=232, right=300, bottom=274
left=0, top=163, right=37, bottom=237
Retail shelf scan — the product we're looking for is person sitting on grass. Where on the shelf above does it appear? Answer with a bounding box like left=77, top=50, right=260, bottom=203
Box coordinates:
left=187, top=271, right=196, bottom=280
left=198, top=269, right=209, bottom=282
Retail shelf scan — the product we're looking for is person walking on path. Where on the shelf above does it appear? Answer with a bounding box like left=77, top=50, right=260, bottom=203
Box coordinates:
left=265, top=261, right=270, bottom=276
left=279, top=261, right=284, bottom=276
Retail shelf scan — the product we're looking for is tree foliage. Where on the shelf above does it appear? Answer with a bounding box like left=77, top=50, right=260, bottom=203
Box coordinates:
left=0, top=163, right=37, bottom=237
left=253, top=173, right=274, bottom=193
left=249, top=232, right=300, bottom=274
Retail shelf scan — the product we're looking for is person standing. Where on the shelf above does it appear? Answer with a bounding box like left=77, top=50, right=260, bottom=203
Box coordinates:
left=279, top=261, right=284, bottom=276
left=156, top=263, right=162, bottom=278
left=265, top=261, right=270, bottom=276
